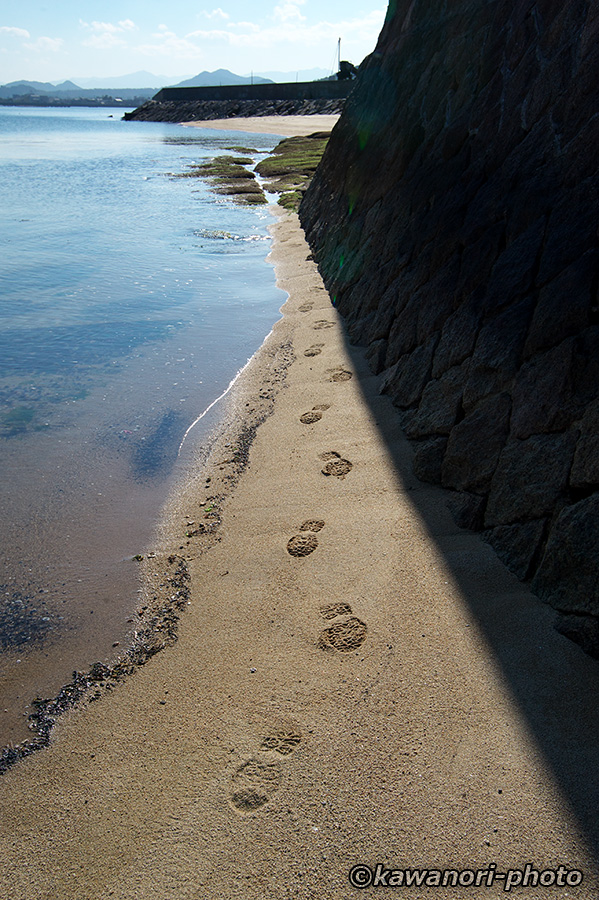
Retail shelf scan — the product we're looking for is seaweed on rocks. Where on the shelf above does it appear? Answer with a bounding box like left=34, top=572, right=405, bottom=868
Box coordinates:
left=174, top=155, right=267, bottom=206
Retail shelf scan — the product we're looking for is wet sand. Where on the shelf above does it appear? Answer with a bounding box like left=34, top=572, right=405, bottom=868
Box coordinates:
left=1, top=208, right=599, bottom=897
left=184, top=113, right=341, bottom=136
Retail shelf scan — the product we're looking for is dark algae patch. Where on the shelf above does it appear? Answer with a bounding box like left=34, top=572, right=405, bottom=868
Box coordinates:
left=0, top=406, right=36, bottom=436
left=0, top=588, right=58, bottom=652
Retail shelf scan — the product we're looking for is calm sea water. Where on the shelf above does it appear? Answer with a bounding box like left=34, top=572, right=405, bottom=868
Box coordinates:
left=0, top=107, right=285, bottom=743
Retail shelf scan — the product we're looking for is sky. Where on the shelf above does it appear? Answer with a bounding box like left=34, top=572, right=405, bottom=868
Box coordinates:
left=0, top=0, right=387, bottom=84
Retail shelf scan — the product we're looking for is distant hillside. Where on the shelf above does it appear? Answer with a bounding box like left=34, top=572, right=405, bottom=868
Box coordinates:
left=0, top=80, right=59, bottom=97
left=173, top=69, right=273, bottom=88
left=0, top=79, right=155, bottom=103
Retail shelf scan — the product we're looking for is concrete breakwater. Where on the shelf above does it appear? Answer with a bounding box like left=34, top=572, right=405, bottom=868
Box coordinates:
left=124, top=97, right=345, bottom=123
left=300, top=0, right=599, bottom=655
left=124, top=80, right=352, bottom=122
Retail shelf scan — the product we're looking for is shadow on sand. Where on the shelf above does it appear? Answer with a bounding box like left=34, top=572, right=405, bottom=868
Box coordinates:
left=342, top=328, right=599, bottom=863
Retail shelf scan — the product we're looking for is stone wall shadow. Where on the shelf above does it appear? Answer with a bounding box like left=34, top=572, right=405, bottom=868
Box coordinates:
left=342, top=330, right=599, bottom=862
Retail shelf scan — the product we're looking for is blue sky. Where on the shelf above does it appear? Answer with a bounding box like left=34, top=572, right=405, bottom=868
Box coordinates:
left=0, top=0, right=386, bottom=83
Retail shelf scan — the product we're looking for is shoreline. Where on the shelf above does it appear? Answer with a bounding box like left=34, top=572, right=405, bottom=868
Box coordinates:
left=0, top=205, right=292, bottom=775
left=183, top=113, right=340, bottom=136
left=1, top=209, right=598, bottom=896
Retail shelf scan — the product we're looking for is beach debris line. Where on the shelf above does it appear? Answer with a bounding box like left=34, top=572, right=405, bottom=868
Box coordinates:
left=0, top=337, right=296, bottom=777
left=185, top=499, right=221, bottom=538
left=0, top=555, right=191, bottom=776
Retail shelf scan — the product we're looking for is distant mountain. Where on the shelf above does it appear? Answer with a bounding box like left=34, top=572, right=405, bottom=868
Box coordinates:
left=250, top=68, right=333, bottom=83
left=0, top=66, right=335, bottom=102
left=54, top=80, right=82, bottom=92
left=173, top=69, right=273, bottom=88
left=0, top=80, right=59, bottom=96
left=0, top=78, right=155, bottom=103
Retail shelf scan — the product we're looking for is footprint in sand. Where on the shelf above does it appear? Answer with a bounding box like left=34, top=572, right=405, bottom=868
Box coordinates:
left=300, top=410, right=323, bottom=424
left=287, top=533, right=319, bottom=556
left=230, top=725, right=302, bottom=813
left=304, top=344, right=324, bottom=357
left=299, top=404, right=330, bottom=425
left=299, top=303, right=314, bottom=312
left=319, top=450, right=353, bottom=479
left=300, top=519, right=325, bottom=532
left=320, top=602, right=353, bottom=620
left=287, top=519, right=325, bottom=556
left=317, top=603, right=368, bottom=652
left=230, top=758, right=282, bottom=812
left=313, top=320, right=334, bottom=330
left=327, top=367, right=353, bottom=382
left=260, top=727, right=302, bottom=756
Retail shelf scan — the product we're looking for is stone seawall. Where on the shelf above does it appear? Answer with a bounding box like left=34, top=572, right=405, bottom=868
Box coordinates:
left=300, top=0, right=599, bottom=653
left=124, top=97, right=345, bottom=123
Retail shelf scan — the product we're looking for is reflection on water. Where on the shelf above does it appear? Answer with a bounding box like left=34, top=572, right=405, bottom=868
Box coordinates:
left=0, top=107, right=285, bottom=745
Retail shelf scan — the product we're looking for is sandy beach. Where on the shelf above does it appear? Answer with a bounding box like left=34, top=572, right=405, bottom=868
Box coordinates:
left=1, top=160, right=599, bottom=893
left=184, top=113, right=341, bottom=136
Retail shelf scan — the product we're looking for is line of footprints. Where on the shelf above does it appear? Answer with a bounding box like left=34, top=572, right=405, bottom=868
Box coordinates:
left=287, top=519, right=368, bottom=652
left=291, top=342, right=367, bottom=651
left=229, top=318, right=367, bottom=814
left=229, top=597, right=368, bottom=814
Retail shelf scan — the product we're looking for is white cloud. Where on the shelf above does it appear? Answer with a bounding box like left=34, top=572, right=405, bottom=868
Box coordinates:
left=84, top=32, right=126, bottom=49
left=225, top=21, right=261, bottom=34
left=183, top=7, right=385, bottom=53
left=79, top=19, right=137, bottom=35
left=79, top=19, right=138, bottom=50
left=201, top=8, right=230, bottom=20
left=0, top=26, right=30, bottom=39
left=138, top=31, right=205, bottom=60
left=120, top=5, right=385, bottom=70
left=23, top=36, right=64, bottom=52
left=272, top=1, right=306, bottom=23
left=81, top=21, right=118, bottom=33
